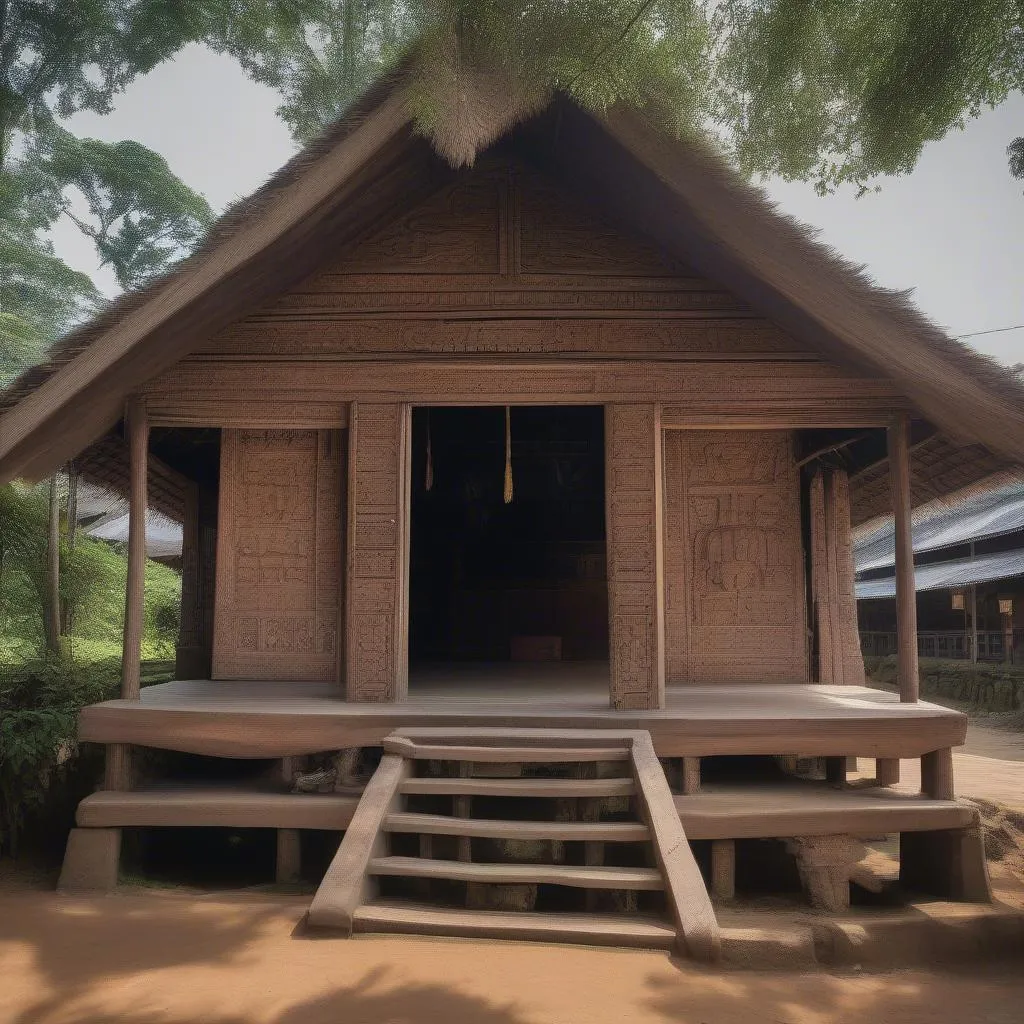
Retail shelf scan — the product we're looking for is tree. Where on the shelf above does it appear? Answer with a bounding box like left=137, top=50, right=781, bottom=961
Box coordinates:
left=221, top=2, right=1024, bottom=193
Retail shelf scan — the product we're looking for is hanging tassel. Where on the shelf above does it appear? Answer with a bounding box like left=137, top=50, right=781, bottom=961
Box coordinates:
left=425, top=410, right=434, bottom=492
left=503, top=405, right=513, bottom=504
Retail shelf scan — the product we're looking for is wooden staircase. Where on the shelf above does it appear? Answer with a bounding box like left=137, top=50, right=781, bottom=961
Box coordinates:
left=307, top=728, right=720, bottom=961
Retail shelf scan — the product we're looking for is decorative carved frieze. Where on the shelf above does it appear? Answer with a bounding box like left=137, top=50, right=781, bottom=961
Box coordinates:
left=605, top=404, right=665, bottom=709
left=212, top=429, right=343, bottom=681
left=663, top=430, right=807, bottom=684
left=205, top=318, right=803, bottom=358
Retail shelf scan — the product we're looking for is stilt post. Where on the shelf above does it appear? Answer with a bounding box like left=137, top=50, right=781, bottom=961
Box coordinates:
left=122, top=396, right=149, bottom=700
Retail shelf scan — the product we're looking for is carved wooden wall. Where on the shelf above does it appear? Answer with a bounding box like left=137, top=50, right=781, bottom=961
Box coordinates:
left=345, top=402, right=411, bottom=702
left=212, top=429, right=343, bottom=681
left=663, top=430, right=807, bottom=684
left=605, top=405, right=665, bottom=709
left=810, top=468, right=866, bottom=685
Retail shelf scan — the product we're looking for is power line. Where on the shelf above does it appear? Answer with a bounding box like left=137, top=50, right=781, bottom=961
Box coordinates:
left=956, top=324, right=1024, bottom=340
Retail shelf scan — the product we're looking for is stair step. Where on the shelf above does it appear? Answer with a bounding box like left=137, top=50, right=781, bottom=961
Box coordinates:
left=401, top=776, right=635, bottom=798
left=385, top=738, right=630, bottom=763
left=368, top=855, right=664, bottom=890
left=385, top=812, right=649, bottom=842
left=353, top=900, right=676, bottom=949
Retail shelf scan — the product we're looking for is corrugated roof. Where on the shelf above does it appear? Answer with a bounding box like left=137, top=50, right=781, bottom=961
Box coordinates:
left=854, top=479, right=1024, bottom=572
left=856, top=547, right=1024, bottom=600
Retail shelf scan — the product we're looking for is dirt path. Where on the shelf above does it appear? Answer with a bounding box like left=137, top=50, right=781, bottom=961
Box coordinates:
left=0, top=878, right=1022, bottom=1024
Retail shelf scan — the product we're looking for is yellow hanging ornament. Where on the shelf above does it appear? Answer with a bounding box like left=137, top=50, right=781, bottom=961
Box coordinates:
left=503, top=405, right=513, bottom=504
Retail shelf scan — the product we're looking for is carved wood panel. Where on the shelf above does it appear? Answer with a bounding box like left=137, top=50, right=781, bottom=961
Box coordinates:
left=204, top=318, right=804, bottom=358
left=518, top=167, right=695, bottom=277
left=330, top=172, right=504, bottom=275
left=605, top=404, right=665, bottom=709
left=810, top=468, right=866, bottom=685
left=664, top=430, right=807, bottom=684
left=345, top=402, right=411, bottom=702
left=212, top=429, right=343, bottom=681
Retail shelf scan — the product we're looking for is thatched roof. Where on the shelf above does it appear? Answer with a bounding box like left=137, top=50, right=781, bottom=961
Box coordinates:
left=1, top=73, right=1022, bottom=485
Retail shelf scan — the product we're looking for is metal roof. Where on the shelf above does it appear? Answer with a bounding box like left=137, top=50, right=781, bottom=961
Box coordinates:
left=854, top=479, right=1024, bottom=573
left=856, top=546, right=1024, bottom=600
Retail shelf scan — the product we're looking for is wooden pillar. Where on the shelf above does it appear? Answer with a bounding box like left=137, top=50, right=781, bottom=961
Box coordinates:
left=711, top=839, right=735, bottom=900
left=175, top=480, right=201, bottom=678
left=824, top=757, right=847, bottom=785
left=107, top=398, right=147, bottom=792
left=605, top=404, right=665, bottom=710
left=809, top=468, right=866, bottom=685
left=345, top=402, right=411, bottom=702
left=888, top=416, right=919, bottom=703
left=122, top=397, right=149, bottom=700
left=276, top=829, right=301, bottom=884
left=876, top=758, right=901, bottom=786
left=921, top=748, right=954, bottom=800
left=681, top=757, right=701, bottom=795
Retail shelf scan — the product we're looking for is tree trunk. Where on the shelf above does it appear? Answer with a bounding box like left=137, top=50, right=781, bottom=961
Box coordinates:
left=61, top=464, right=78, bottom=636
left=44, top=476, right=62, bottom=656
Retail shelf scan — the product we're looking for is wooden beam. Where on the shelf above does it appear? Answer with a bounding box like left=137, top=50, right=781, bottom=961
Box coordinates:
left=121, top=397, right=148, bottom=700
left=630, top=733, right=720, bottom=962
left=888, top=415, right=920, bottom=702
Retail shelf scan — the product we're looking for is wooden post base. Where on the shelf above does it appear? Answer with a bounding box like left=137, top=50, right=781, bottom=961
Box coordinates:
left=900, top=827, right=991, bottom=902
left=786, top=835, right=865, bottom=912
left=58, top=828, right=121, bottom=892
left=276, top=828, right=302, bottom=884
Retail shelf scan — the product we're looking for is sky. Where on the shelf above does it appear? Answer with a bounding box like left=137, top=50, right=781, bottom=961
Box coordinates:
left=53, top=43, right=1024, bottom=368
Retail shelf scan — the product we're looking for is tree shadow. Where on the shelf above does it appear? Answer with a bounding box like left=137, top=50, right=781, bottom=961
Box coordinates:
left=10, top=964, right=535, bottom=1024
left=0, top=886, right=290, bottom=1024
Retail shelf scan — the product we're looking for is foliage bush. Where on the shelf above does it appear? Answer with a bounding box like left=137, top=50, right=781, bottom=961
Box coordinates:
left=0, top=658, right=120, bottom=857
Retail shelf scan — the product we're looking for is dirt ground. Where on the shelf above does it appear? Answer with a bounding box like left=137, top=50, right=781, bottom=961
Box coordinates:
left=2, top=716, right=1024, bottom=1024
left=0, top=873, right=1023, bottom=1024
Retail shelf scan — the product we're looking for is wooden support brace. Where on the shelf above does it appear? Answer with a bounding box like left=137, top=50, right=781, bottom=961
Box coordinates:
left=876, top=758, right=901, bottom=787
left=59, top=828, right=121, bottom=892
left=276, top=829, right=302, bottom=884
left=825, top=757, right=847, bottom=785
left=900, top=826, right=991, bottom=902
left=682, top=757, right=701, bottom=795
left=921, top=748, right=954, bottom=800
left=710, top=839, right=735, bottom=901
left=104, top=743, right=133, bottom=791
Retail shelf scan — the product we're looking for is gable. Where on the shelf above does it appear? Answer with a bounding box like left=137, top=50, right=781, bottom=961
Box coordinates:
left=196, top=158, right=815, bottom=361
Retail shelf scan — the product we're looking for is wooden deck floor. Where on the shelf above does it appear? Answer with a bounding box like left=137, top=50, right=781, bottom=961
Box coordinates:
left=78, top=663, right=967, bottom=760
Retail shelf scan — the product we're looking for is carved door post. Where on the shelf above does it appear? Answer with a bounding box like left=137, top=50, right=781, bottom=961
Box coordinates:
left=605, top=404, right=666, bottom=710
left=345, top=402, right=412, bottom=702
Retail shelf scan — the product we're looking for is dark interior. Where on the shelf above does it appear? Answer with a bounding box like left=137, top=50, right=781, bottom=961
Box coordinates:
left=409, top=406, right=608, bottom=666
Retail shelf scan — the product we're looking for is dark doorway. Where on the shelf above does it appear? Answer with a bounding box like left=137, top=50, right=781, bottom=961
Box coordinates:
left=409, top=406, right=608, bottom=669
